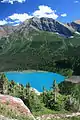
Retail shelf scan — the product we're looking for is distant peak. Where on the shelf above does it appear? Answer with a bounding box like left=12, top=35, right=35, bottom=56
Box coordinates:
left=74, top=20, right=80, bottom=24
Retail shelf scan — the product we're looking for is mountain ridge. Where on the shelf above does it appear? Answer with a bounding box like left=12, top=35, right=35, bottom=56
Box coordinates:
left=0, top=17, right=80, bottom=38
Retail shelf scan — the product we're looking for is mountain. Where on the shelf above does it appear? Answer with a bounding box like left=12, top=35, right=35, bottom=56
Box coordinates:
left=25, top=17, right=74, bottom=37
left=0, top=17, right=80, bottom=74
left=1, top=17, right=80, bottom=38
left=0, top=17, right=76, bottom=38
left=67, top=20, right=80, bottom=33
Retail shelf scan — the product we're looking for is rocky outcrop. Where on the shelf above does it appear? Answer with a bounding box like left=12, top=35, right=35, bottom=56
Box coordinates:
left=0, top=94, right=35, bottom=120
left=65, top=76, right=80, bottom=83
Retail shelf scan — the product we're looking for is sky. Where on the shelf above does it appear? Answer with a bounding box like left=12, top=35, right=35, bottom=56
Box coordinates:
left=0, top=0, right=80, bottom=25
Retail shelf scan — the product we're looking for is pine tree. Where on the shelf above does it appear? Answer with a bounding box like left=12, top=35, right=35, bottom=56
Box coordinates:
left=43, top=86, right=47, bottom=104
left=52, top=80, right=59, bottom=102
left=25, top=82, right=31, bottom=110
left=0, top=73, right=8, bottom=94
left=26, top=82, right=31, bottom=95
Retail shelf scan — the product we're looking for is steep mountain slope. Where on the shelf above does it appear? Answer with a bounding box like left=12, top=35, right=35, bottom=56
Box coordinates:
left=67, top=20, right=80, bottom=33
left=15, top=17, right=76, bottom=37
left=0, top=17, right=80, bottom=73
left=0, top=25, right=16, bottom=38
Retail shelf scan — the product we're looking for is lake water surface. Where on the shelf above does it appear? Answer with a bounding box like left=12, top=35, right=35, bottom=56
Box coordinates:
left=5, top=72, right=65, bottom=92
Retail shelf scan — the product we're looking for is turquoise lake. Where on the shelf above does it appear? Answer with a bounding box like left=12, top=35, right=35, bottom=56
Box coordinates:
left=5, top=72, right=65, bottom=92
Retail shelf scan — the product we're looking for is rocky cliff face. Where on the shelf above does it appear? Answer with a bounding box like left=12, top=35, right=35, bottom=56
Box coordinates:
left=30, top=17, right=73, bottom=37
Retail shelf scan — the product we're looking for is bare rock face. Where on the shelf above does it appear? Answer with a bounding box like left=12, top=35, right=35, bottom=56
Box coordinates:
left=0, top=94, right=35, bottom=120
left=30, top=17, right=73, bottom=37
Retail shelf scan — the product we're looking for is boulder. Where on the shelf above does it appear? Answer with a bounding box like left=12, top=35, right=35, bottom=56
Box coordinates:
left=0, top=94, right=35, bottom=120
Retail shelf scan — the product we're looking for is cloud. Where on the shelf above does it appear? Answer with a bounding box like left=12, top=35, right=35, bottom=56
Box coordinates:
left=0, top=5, right=58, bottom=26
left=33, top=5, right=58, bottom=19
left=0, top=19, right=20, bottom=26
left=74, top=1, right=79, bottom=3
left=1, top=0, right=26, bottom=4
left=7, top=13, right=32, bottom=22
left=0, top=20, right=7, bottom=25
left=61, top=13, right=67, bottom=17
left=13, top=23, right=20, bottom=26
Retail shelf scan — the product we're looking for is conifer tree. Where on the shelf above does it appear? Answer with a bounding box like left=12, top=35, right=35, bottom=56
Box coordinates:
left=43, top=86, right=47, bottom=104
left=1, top=73, right=8, bottom=94
left=52, top=79, right=59, bottom=102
